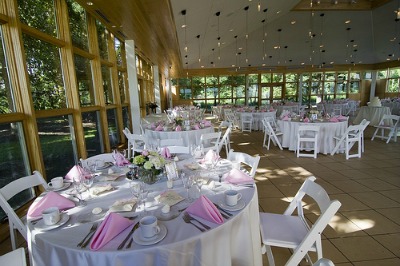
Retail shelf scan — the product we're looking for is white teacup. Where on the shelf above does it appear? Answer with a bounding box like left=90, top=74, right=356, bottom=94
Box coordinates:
left=48, top=176, right=64, bottom=189
left=140, top=216, right=160, bottom=238
left=225, top=190, right=242, bottom=206
left=42, top=207, right=61, bottom=225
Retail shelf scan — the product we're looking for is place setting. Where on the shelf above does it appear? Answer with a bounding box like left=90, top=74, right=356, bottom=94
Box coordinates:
left=46, top=176, right=71, bottom=192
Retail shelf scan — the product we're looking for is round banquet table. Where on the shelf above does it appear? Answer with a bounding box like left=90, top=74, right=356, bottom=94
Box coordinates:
left=353, top=106, right=392, bottom=126
left=144, top=126, right=214, bottom=147
left=27, top=162, right=262, bottom=266
left=277, top=119, right=348, bottom=154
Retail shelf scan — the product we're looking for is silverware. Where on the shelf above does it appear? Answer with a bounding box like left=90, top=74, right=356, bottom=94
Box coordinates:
left=126, top=238, right=134, bottom=249
left=213, top=203, right=233, bottom=217
left=118, top=222, right=139, bottom=250
left=182, top=213, right=205, bottom=232
left=183, top=212, right=210, bottom=230
left=77, top=223, right=98, bottom=248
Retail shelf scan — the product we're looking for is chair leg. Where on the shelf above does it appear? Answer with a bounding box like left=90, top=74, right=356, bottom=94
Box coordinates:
left=265, top=245, right=276, bottom=266
left=371, top=127, right=379, bottom=141
left=9, top=222, right=16, bottom=250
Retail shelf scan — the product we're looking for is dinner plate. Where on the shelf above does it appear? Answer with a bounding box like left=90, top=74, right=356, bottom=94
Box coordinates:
left=218, top=199, right=245, bottom=212
left=96, top=162, right=114, bottom=170
left=47, top=182, right=71, bottom=192
left=156, top=209, right=180, bottom=221
left=132, top=224, right=167, bottom=245
left=34, top=213, right=70, bottom=231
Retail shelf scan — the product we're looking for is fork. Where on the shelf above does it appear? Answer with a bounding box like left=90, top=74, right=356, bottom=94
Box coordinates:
left=77, top=223, right=98, bottom=247
left=182, top=213, right=205, bottom=232
left=183, top=212, right=211, bottom=230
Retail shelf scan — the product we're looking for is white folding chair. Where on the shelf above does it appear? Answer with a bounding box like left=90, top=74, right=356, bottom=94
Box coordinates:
left=371, top=114, right=400, bottom=143
left=123, top=127, right=147, bottom=158
left=217, top=124, right=232, bottom=156
left=357, top=119, right=370, bottom=152
left=158, top=138, right=183, bottom=147
left=80, top=153, right=115, bottom=169
left=164, top=145, right=190, bottom=154
left=0, top=247, right=27, bottom=266
left=200, top=131, right=222, bottom=153
left=0, top=171, right=47, bottom=250
left=227, top=149, right=260, bottom=178
left=331, top=124, right=365, bottom=159
left=262, top=118, right=283, bottom=150
left=240, top=113, right=253, bottom=132
left=296, top=125, right=320, bottom=158
left=259, top=176, right=341, bottom=266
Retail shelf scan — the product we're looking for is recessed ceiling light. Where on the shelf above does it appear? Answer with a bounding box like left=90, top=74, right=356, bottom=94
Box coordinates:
left=238, top=47, right=243, bottom=50
left=112, top=25, right=116, bottom=28
left=181, top=24, right=187, bottom=28
left=232, top=64, right=235, bottom=67
left=301, top=62, right=305, bottom=65
left=291, top=20, right=296, bottom=25
left=87, top=2, right=93, bottom=6
left=330, top=61, right=334, bottom=64
left=345, top=20, right=351, bottom=24
left=276, top=10, right=281, bottom=14
left=229, top=29, right=234, bottom=32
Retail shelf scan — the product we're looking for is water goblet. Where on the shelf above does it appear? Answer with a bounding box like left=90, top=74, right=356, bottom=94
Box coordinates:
left=194, top=176, right=204, bottom=198
left=183, top=176, right=194, bottom=203
left=73, top=175, right=86, bottom=206
left=82, top=171, right=94, bottom=200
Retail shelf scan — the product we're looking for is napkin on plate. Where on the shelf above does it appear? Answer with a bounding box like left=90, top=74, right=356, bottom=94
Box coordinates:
left=109, top=198, right=137, bottom=212
left=202, top=150, right=219, bottom=164
left=65, top=165, right=90, bottom=181
left=202, top=120, right=212, bottom=127
left=224, top=168, right=254, bottom=185
left=113, top=150, right=130, bottom=166
left=155, top=125, right=163, bottom=131
left=175, top=125, right=182, bottom=131
left=303, top=117, right=310, bottom=123
left=282, top=115, right=289, bottom=121
left=91, top=184, right=114, bottom=195
left=90, top=213, right=134, bottom=250
left=329, top=117, right=339, bottom=122
left=193, top=124, right=200, bottom=130
left=161, top=147, right=172, bottom=159
left=27, top=191, right=75, bottom=219
left=186, top=195, right=223, bottom=224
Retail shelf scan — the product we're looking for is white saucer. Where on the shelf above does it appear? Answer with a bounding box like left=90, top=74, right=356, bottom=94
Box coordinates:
left=132, top=224, right=167, bottom=245
left=34, top=213, right=70, bottom=231
left=218, top=199, right=246, bottom=212
left=47, top=182, right=71, bottom=192
left=156, top=210, right=180, bottom=221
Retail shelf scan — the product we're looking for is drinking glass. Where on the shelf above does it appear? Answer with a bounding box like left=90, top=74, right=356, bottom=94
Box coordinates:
left=73, top=175, right=87, bottom=206
left=82, top=171, right=94, bottom=199
left=138, top=184, right=149, bottom=216
left=183, top=176, right=194, bottom=203
left=194, top=176, right=204, bottom=198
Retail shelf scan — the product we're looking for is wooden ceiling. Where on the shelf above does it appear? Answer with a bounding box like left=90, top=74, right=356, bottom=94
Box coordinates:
left=293, top=0, right=392, bottom=11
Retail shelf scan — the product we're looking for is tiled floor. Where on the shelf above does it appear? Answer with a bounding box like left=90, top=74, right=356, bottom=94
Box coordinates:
left=227, top=120, right=400, bottom=265
left=1, top=115, right=399, bottom=266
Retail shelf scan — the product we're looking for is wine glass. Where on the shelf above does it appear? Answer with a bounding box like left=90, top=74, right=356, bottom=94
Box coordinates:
left=82, top=170, right=94, bottom=200
left=194, top=176, right=204, bottom=198
left=138, top=183, right=149, bottom=216
left=73, top=174, right=86, bottom=206
left=183, top=176, right=194, bottom=203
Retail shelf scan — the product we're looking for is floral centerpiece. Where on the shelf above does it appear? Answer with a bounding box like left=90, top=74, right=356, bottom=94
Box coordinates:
left=131, top=150, right=166, bottom=184
left=174, top=116, right=184, bottom=126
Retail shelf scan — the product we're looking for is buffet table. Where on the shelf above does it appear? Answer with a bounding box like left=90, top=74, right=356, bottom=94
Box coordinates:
left=144, top=126, right=214, bottom=147
left=277, top=119, right=348, bottom=154
left=27, top=159, right=262, bottom=266
left=353, top=106, right=391, bottom=126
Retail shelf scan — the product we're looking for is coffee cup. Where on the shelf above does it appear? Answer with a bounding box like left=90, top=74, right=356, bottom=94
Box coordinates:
left=140, top=215, right=160, bottom=238
left=48, top=176, right=64, bottom=189
left=231, top=161, right=240, bottom=170
left=225, top=190, right=242, bottom=206
left=42, top=207, right=61, bottom=225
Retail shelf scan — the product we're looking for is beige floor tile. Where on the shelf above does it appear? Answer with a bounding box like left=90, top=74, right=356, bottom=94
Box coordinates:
left=376, top=208, right=400, bottom=226
left=330, top=236, right=394, bottom=261
left=373, top=234, right=400, bottom=257
left=258, top=197, right=290, bottom=214
left=335, top=169, right=373, bottom=179
left=341, top=210, right=400, bottom=235
left=318, top=162, right=354, bottom=171
left=351, top=191, right=400, bottom=209
left=356, top=179, right=399, bottom=191
left=327, top=180, right=372, bottom=193
left=331, top=194, right=370, bottom=211
left=379, top=190, right=400, bottom=203
left=257, top=184, right=286, bottom=198
left=352, top=258, right=400, bottom=266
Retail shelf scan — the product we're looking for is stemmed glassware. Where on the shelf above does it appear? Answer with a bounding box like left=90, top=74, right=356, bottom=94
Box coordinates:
left=194, top=176, right=204, bottom=198
left=82, top=169, right=94, bottom=200
left=73, top=174, right=87, bottom=206
left=183, top=176, right=194, bottom=203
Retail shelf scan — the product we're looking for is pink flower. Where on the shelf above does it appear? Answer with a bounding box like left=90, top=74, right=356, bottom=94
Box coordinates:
left=142, top=150, right=149, bottom=156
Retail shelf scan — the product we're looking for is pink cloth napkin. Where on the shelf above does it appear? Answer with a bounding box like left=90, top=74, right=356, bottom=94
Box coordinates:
left=161, top=147, right=171, bottom=159
left=150, top=123, right=156, bottom=130
left=155, top=125, right=163, bottom=131
left=65, top=165, right=90, bottom=181
left=269, top=108, right=274, bottom=111
left=193, top=124, right=200, bottom=130
left=186, top=195, right=223, bottom=224
left=202, top=120, right=212, bottom=127
left=27, top=191, right=75, bottom=219
left=337, top=115, right=347, bottom=121
left=113, top=150, right=130, bottom=166
left=224, top=168, right=254, bottom=185
left=329, top=117, right=339, bottom=122
left=202, top=150, right=219, bottom=163
left=282, top=115, right=289, bottom=121
left=303, top=117, right=310, bottom=123
left=175, top=125, right=182, bottom=131
left=90, top=213, right=134, bottom=250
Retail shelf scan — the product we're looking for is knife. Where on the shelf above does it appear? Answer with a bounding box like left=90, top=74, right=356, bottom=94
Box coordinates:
left=213, top=203, right=233, bottom=217
left=117, top=222, right=139, bottom=250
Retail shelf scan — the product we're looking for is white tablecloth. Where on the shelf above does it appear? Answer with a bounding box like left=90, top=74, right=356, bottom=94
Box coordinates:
left=277, top=119, right=348, bottom=154
left=144, top=126, right=214, bottom=147
left=28, top=164, right=262, bottom=266
left=322, top=103, right=349, bottom=115
left=237, top=111, right=276, bottom=131
left=353, top=106, right=391, bottom=126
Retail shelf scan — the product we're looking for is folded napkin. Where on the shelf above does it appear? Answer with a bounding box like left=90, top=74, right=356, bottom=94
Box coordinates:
left=90, top=213, right=134, bottom=250
left=155, top=125, right=163, bottom=131
left=113, top=150, right=130, bottom=166
left=202, top=150, right=219, bottom=164
left=65, top=165, right=90, bottom=181
left=224, top=168, right=254, bottom=185
left=161, top=147, right=171, bottom=159
left=186, top=195, right=223, bottom=224
left=329, top=117, right=339, bottom=122
left=27, top=191, right=75, bottom=219
left=337, top=115, right=347, bottom=121
left=91, top=184, right=114, bottom=195
left=175, top=125, right=182, bottom=131
left=282, top=115, right=289, bottom=121
left=109, top=198, right=137, bottom=212
left=303, top=117, right=310, bottom=123
left=269, top=108, right=274, bottom=111
left=193, top=124, right=200, bottom=130
left=202, top=120, right=212, bottom=127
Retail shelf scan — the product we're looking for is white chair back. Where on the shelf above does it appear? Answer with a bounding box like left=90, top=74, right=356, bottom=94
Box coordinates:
left=0, top=247, right=27, bottom=266
left=80, top=153, right=115, bottom=169
left=227, top=150, right=260, bottom=178
left=240, top=113, right=253, bottom=132
left=296, top=125, right=320, bottom=158
left=217, top=125, right=232, bottom=156
left=371, top=114, right=400, bottom=143
left=200, top=131, right=222, bottom=153
left=0, top=171, right=47, bottom=250
left=123, top=127, right=147, bottom=158
left=262, top=119, right=283, bottom=150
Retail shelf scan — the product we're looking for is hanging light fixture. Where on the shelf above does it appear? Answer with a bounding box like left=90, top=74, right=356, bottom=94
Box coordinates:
left=319, top=13, right=325, bottom=67
left=262, top=8, right=268, bottom=61
left=277, top=28, right=282, bottom=65
left=181, top=10, right=188, bottom=53
left=196, top=34, right=201, bottom=64
left=216, top=11, right=221, bottom=61
left=244, top=5, right=249, bottom=64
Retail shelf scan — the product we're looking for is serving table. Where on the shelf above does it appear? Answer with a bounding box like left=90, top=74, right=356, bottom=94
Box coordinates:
left=27, top=158, right=262, bottom=266
left=144, top=126, right=214, bottom=147
left=353, top=106, right=391, bottom=126
left=277, top=119, right=348, bottom=154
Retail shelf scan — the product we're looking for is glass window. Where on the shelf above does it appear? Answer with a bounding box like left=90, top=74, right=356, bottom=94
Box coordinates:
left=377, top=69, right=387, bottom=79
left=101, top=65, right=113, bottom=104
left=178, top=78, right=191, bottom=87
left=248, top=74, right=258, bottom=84
left=206, top=86, right=218, bottom=99
left=272, top=86, right=282, bottom=100
left=23, top=34, right=66, bottom=110
left=67, top=0, right=89, bottom=51
left=285, top=83, right=297, bottom=96
left=107, top=109, right=119, bottom=148
left=248, top=84, right=258, bottom=106
left=233, top=85, right=245, bottom=98
left=261, top=73, right=272, bottom=83
left=118, top=71, right=127, bottom=103
left=387, top=79, right=399, bottom=93
left=179, top=87, right=191, bottom=99
left=286, top=73, right=298, bottom=82
left=325, top=72, right=336, bottom=81
left=122, top=106, right=130, bottom=130
left=82, top=111, right=102, bottom=157
left=349, top=81, right=360, bottom=93
left=192, top=76, right=205, bottom=86
left=37, top=115, right=76, bottom=178
left=0, top=29, right=15, bottom=114
left=261, top=86, right=270, bottom=100
left=192, top=87, right=205, bottom=99
left=74, top=54, right=94, bottom=106
left=220, top=84, right=231, bottom=99
left=96, top=20, right=109, bottom=60
left=114, top=38, right=123, bottom=66
left=0, top=122, right=31, bottom=221
left=17, top=0, right=57, bottom=37
left=272, top=73, right=283, bottom=83
left=205, top=75, right=218, bottom=85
